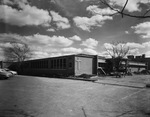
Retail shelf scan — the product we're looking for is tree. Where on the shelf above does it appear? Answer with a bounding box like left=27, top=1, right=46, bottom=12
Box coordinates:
left=3, top=42, right=32, bottom=72
left=100, top=0, right=150, bottom=18
left=3, top=42, right=32, bottom=62
left=105, top=42, right=130, bottom=73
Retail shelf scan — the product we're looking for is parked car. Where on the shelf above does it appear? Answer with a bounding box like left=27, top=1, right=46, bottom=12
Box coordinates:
left=4, top=68, right=18, bottom=75
left=0, top=69, right=12, bottom=79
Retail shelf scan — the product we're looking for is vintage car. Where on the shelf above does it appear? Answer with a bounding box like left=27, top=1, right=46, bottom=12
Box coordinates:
left=4, top=68, right=18, bottom=75
left=0, top=69, right=12, bottom=79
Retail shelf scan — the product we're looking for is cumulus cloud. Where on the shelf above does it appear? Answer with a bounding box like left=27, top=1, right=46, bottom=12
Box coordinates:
left=132, top=21, right=150, bottom=38
left=0, top=33, right=75, bottom=59
left=73, top=15, right=112, bottom=31
left=145, top=51, right=150, bottom=57
left=25, top=34, right=73, bottom=47
left=0, top=4, right=51, bottom=27
left=0, top=33, right=26, bottom=43
left=109, top=0, right=150, bottom=12
left=82, top=0, right=150, bottom=12
left=47, top=28, right=55, bottom=32
left=103, top=41, right=150, bottom=57
left=86, top=5, right=117, bottom=15
left=0, top=43, right=12, bottom=48
left=125, top=31, right=129, bottom=34
left=2, top=0, right=28, bottom=7
left=50, top=11, right=71, bottom=30
left=83, top=48, right=98, bottom=55
left=69, top=35, right=81, bottom=41
left=61, top=47, right=82, bottom=54
left=128, top=48, right=140, bottom=55
left=126, top=42, right=145, bottom=49
left=104, top=42, right=145, bottom=49
left=81, top=38, right=98, bottom=49
left=142, top=41, right=150, bottom=47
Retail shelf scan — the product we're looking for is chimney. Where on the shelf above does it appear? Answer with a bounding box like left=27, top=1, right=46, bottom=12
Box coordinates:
left=142, top=54, right=145, bottom=58
left=127, top=55, right=134, bottom=59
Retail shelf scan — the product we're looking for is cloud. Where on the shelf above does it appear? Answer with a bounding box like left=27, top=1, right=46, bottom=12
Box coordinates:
left=126, top=42, right=145, bottom=49
left=50, top=11, right=71, bottom=30
left=0, top=43, right=12, bottom=48
left=145, top=51, right=150, bottom=57
left=142, top=41, right=150, bottom=47
left=132, top=21, right=150, bottom=38
left=0, top=33, right=26, bottom=43
left=61, top=47, right=82, bottom=54
left=128, top=48, right=140, bottom=55
left=0, top=33, right=75, bottom=59
left=109, top=0, right=150, bottom=12
left=104, top=42, right=145, bottom=49
left=69, top=35, right=81, bottom=41
left=83, top=48, right=98, bottom=55
left=81, top=38, right=98, bottom=49
left=31, top=51, right=50, bottom=59
left=125, top=31, right=129, bottom=34
left=73, top=15, right=112, bottom=31
left=86, top=5, right=117, bottom=15
left=0, top=4, right=51, bottom=27
left=103, top=42, right=146, bottom=57
left=25, top=34, right=73, bottom=47
left=47, top=28, right=55, bottom=32
left=2, top=0, right=28, bottom=6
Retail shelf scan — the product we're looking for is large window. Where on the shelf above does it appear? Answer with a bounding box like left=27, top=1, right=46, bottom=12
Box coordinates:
left=50, top=58, right=67, bottom=69
left=30, top=60, right=48, bottom=69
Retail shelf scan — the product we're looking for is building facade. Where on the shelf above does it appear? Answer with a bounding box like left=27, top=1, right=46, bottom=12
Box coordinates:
left=12, top=54, right=106, bottom=77
left=8, top=54, right=148, bottom=77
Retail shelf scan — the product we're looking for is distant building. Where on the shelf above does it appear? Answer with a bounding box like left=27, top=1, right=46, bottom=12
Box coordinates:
left=128, top=54, right=150, bottom=70
left=105, top=58, right=148, bottom=74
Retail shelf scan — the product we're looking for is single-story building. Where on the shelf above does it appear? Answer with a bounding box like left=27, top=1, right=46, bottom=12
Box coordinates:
left=7, top=54, right=149, bottom=77
left=11, top=54, right=106, bottom=77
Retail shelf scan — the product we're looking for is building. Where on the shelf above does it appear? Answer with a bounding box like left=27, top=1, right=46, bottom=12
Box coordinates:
left=127, top=54, right=150, bottom=70
left=0, top=61, right=13, bottom=69
left=105, top=58, right=148, bottom=74
left=7, top=54, right=148, bottom=77
left=11, top=54, right=106, bottom=77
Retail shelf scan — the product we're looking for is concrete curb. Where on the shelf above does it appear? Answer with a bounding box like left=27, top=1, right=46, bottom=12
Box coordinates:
left=95, top=80, right=146, bottom=88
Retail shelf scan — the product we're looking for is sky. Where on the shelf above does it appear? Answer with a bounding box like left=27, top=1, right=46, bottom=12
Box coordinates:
left=0, top=0, right=150, bottom=60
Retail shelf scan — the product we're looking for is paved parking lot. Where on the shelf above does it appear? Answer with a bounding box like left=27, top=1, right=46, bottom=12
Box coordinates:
left=0, top=75, right=150, bottom=117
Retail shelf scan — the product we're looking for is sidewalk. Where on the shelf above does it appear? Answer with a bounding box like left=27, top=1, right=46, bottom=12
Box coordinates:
left=96, top=79, right=146, bottom=88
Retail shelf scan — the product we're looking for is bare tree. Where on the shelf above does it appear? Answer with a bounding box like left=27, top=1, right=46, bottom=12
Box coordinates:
left=105, top=42, right=130, bottom=73
left=100, top=0, right=150, bottom=18
left=3, top=42, right=32, bottom=73
left=3, top=42, right=32, bottom=62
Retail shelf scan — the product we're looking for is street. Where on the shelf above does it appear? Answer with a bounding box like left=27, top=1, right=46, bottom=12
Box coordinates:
left=0, top=75, right=150, bottom=117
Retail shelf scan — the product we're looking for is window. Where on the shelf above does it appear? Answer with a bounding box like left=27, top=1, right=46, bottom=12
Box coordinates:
left=57, top=59, right=60, bottom=69
left=54, top=60, right=56, bottom=69
left=50, top=58, right=67, bottom=70
left=63, top=59, right=66, bottom=69
left=69, top=62, right=72, bottom=68
left=51, top=60, right=54, bottom=69
left=60, top=59, right=62, bottom=69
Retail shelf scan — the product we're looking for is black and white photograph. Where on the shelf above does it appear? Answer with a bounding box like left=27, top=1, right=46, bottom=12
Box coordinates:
left=0, top=0, right=150, bottom=117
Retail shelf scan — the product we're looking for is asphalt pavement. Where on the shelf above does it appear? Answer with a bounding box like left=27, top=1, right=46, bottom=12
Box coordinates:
left=0, top=75, right=150, bottom=117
